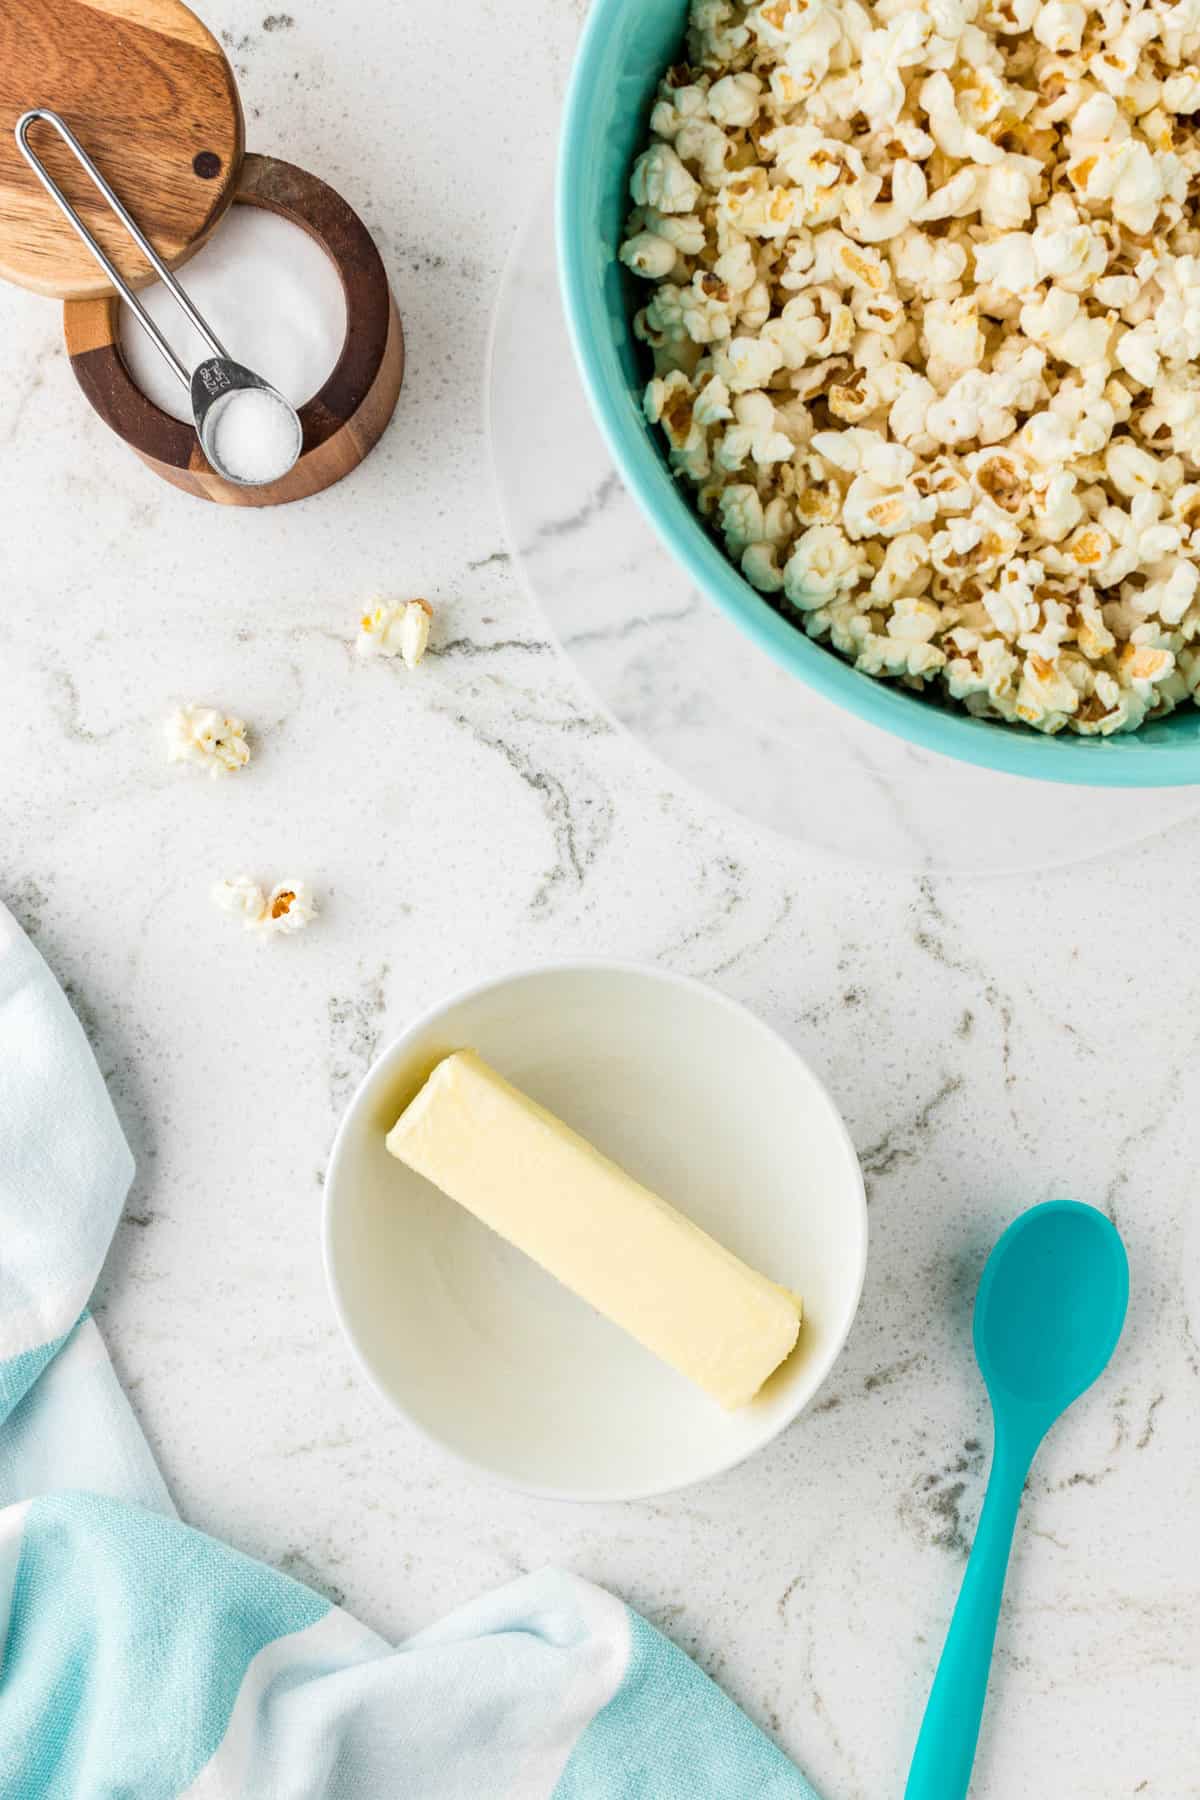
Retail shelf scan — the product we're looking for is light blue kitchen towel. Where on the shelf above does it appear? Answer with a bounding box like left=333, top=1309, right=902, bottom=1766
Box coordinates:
left=0, top=902, right=819, bottom=1800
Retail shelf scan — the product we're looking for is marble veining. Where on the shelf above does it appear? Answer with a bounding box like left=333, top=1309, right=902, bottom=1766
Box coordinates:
left=1, top=4, right=1197, bottom=1797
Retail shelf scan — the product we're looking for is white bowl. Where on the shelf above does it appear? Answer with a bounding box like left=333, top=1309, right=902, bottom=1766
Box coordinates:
left=323, top=962, right=868, bottom=1501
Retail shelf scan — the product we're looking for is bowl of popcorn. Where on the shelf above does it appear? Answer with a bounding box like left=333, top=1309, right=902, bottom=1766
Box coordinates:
left=557, top=0, right=1200, bottom=782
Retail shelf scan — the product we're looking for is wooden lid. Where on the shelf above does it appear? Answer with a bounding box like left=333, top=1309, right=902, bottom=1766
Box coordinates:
left=0, top=0, right=242, bottom=299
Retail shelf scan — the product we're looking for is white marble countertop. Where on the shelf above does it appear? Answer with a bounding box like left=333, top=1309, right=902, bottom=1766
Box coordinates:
left=2, top=3, right=1197, bottom=1795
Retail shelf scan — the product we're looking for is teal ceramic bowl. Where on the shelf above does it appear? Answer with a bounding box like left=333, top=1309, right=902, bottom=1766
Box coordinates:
left=557, top=0, right=1200, bottom=786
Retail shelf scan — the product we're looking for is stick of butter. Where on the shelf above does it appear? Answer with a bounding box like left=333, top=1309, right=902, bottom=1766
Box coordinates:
left=385, top=1050, right=802, bottom=1409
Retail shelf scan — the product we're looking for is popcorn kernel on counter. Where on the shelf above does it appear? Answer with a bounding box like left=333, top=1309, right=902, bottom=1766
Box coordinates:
left=211, top=877, right=318, bottom=938
left=166, top=705, right=251, bottom=777
left=620, top=0, right=1200, bottom=736
left=356, top=598, right=433, bottom=669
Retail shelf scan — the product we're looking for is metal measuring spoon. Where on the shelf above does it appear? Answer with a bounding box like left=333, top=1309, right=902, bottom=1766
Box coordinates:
left=15, top=109, right=302, bottom=487
left=905, top=1200, right=1129, bottom=1800
left=190, top=359, right=303, bottom=487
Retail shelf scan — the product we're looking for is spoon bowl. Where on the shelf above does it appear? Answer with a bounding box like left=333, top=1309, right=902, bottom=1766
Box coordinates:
left=976, top=1200, right=1130, bottom=1441
left=191, top=358, right=303, bottom=488
left=906, top=1201, right=1129, bottom=1800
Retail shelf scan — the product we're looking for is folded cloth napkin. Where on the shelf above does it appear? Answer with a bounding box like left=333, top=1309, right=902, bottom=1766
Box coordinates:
left=0, top=904, right=820, bottom=1800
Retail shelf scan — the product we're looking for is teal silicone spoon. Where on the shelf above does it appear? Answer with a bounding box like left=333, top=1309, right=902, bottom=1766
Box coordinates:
left=905, top=1200, right=1129, bottom=1800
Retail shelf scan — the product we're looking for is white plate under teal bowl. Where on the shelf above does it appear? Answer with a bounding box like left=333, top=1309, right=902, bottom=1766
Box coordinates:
left=557, top=0, right=1200, bottom=787
left=323, top=963, right=868, bottom=1502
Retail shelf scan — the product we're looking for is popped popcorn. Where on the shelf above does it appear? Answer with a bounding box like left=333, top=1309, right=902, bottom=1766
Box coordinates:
left=714, top=392, right=796, bottom=470
left=211, top=876, right=318, bottom=938
left=357, top=599, right=433, bottom=669
left=165, top=705, right=251, bottom=778
left=707, top=72, right=763, bottom=127
left=621, top=0, right=1200, bottom=734
left=262, top=881, right=319, bottom=936
left=783, top=525, right=870, bottom=607
left=1033, top=1, right=1085, bottom=53
left=211, top=876, right=268, bottom=929
left=620, top=231, right=679, bottom=280
left=630, top=144, right=701, bottom=215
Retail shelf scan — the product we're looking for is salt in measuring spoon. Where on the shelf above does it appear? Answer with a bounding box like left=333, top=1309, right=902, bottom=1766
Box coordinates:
left=15, top=108, right=302, bottom=487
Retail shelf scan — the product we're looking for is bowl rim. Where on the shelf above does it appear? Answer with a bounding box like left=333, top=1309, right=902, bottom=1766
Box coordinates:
left=321, top=957, right=869, bottom=1504
left=555, top=0, right=1200, bottom=790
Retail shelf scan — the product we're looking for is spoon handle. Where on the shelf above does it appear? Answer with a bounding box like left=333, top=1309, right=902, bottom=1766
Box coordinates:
left=904, top=1442, right=1029, bottom=1800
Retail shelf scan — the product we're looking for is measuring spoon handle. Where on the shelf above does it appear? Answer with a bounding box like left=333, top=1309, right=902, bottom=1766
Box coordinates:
left=904, top=1439, right=1030, bottom=1800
